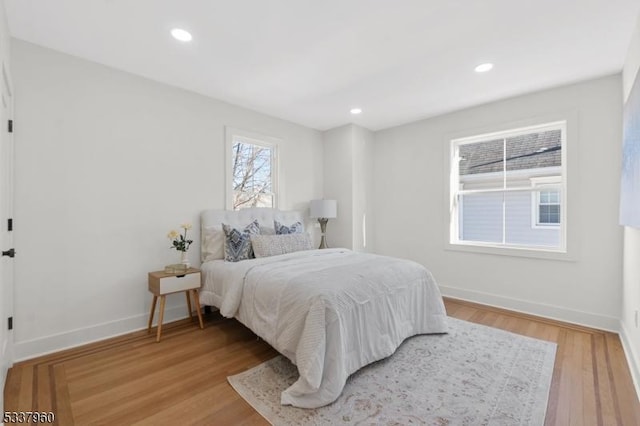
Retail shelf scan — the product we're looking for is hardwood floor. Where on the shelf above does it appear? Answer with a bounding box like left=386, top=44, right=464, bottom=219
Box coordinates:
left=4, top=298, right=640, bottom=425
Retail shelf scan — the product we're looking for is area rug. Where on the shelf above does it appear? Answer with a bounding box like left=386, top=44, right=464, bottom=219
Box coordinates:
left=227, top=317, right=557, bottom=425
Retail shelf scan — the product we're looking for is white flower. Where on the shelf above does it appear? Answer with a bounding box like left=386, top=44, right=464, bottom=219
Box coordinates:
left=168, top=223, right=193, bottom=252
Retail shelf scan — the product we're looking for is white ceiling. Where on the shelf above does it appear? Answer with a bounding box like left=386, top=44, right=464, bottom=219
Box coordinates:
left=5, top=0, right=640, bottom=131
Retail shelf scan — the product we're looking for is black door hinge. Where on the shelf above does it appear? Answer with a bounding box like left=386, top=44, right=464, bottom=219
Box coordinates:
left=8, top=316, right=12, bottom=330
left=2, top=248, right=15, bottom=258
left=8, top=119, right=12, bottom=133
left=7, top=218, right=12, bottom=231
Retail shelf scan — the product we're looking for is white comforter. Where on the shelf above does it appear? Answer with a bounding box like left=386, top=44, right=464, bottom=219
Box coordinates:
left=213, top=248, right=447, bottom=408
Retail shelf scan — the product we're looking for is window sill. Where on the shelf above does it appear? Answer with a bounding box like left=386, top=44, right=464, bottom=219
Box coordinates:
left=445, top=241, right=575, bottom=261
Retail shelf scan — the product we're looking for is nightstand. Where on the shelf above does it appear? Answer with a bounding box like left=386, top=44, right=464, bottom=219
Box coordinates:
left=147, top=267, right=204, bottom=342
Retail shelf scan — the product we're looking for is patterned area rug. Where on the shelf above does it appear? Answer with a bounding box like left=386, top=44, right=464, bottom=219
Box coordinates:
left=228, top=317, right=556, bottom=425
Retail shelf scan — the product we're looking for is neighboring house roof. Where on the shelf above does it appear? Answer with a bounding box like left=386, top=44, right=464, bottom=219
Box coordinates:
left=460, top=129, right=561, bottom=175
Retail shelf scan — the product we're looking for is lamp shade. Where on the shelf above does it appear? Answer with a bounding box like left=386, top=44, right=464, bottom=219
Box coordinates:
left=310, top=199, right=337, bottom=219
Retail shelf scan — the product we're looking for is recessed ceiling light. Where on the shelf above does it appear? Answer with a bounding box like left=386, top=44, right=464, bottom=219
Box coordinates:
left=171, top=28, right=193, bottom=42
left=474, top=63, right=494, bottom=73
left=350, top=108, right=362, bottom=115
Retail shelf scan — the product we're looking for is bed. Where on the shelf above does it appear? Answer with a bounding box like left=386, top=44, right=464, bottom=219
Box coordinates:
left=199, top=208, right=447, bottom=408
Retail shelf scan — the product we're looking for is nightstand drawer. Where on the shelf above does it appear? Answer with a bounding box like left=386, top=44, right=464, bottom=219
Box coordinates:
left=160, top=274, right=199, bottom=293
left=148, top=270, right=201, bottom=295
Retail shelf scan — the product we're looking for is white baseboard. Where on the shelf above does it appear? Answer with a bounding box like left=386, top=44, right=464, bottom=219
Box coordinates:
left=439, top=284, right=620, bottom=332
left=13, top=304, right=194, bottom=362
left=619, top=320, right=640, bottom=403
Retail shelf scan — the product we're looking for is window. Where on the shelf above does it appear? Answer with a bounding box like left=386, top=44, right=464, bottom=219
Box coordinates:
left=537, top=190, right=560, bottom=224
left=449, top=121, right=566, bottom=252
left=531, top=177, right=561, bottom=228
left=225, top=128, right=279, bottom=210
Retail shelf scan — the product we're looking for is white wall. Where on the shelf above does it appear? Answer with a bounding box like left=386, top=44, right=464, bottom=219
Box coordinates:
left=351, top=125, right=374, bottom=252
left=11, top=40, right=324, bottom=360
left=374, top=75, right=623, bottom=330
left=322, top=125, right=353, bottom=249
left=322, top=124, right=374, bottom=251
left=620, top=12, right=640, bottom=401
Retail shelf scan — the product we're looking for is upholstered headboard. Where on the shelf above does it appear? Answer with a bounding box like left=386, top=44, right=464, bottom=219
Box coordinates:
left=200, top=208, right=306, bottom=261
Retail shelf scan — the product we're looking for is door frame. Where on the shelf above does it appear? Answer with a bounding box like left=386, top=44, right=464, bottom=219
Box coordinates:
left=0, top=59, right=14, bottom=407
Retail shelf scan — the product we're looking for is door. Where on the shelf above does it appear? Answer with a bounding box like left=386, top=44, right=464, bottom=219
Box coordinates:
left=0, top=60, right=14, bottom=397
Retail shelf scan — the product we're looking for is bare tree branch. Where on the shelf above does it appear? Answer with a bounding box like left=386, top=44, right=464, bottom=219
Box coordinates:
left=232, top=142, right=273, bottom=209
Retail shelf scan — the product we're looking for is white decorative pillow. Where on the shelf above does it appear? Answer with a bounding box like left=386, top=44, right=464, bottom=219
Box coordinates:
left=250, top=233, right=313, bottom=258
left=202, top=226, right=225, bottom=261
left=222, top=220, right=260, bottom=262
left=274, top=220, right=304, bottom=235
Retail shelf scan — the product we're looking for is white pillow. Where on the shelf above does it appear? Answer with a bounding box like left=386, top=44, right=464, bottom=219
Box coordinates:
left=250, top=233, right=313, bottom=258
left=202, top=226, right=225, bottom=261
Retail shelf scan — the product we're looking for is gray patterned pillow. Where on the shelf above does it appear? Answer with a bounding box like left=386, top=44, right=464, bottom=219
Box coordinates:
left=274, top=220, right=304, bottom=235
left=250, top=233, right=313, bottom=258
left=222, top=220, right=260, bottom=262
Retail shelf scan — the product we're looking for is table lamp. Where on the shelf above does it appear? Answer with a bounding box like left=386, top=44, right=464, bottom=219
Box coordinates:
left=310, top=199, right=337, bottom=249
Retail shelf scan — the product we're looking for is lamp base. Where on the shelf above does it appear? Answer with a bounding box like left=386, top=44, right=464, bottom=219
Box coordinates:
left=318, top=218, right=329, bottom=249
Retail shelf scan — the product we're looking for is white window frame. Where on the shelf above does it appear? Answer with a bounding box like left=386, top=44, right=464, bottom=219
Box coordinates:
left=530, top=176, right=561, bottom=229
left=225, top=127, right=280, bottom=210
left=448, top=121, right=567, bottom=254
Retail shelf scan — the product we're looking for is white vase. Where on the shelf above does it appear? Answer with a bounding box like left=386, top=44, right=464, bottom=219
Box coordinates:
left=180, top=251, right=190, bottom=268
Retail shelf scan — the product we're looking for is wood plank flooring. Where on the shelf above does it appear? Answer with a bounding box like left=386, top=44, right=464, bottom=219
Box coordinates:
left=4, top=298, right=640, bottom=425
